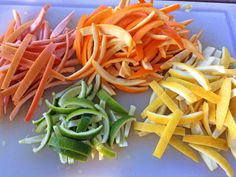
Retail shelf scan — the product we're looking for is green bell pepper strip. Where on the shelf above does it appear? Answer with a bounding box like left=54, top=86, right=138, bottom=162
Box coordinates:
left=97, top=89, right=128, bottom=114
left=76, top=115, right=91, bottom=132
left=124, top=105, right=136, bottom=138
left=51, top=146, right=88, bottom=162
left=35, top=114, right=61, bottom=133
left=33, top=112, right=53, bottom=153
left=94, top=104, right=109, bottom=143
left=109, top=116, right=135, bottom=146
left=55, top=81, right=81, bottom=99
left=62, top=98, right=94, bottom=109
left=59, top=122, right=103, bottom=140
left=91, top=138, right=117, bottom=159
left=49, top=136, right=91, bottom=156
left=66, top=109, right=107, bottom=122
left=78, top=80, right=87, bottom=98
left=87, top=75, right=101, bottom=101
left=19, top=134, right=45, bottom=144
left=53, top=126, right=68, bottom=164
left=45, top=100, right=78, bottom=114
left=86, top=84, right=93, bottom=97
left=58, top=85, right=81, bottom=107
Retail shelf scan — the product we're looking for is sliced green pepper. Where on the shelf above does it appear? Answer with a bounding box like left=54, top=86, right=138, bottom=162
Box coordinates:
left=109, top=116, right=135, bottom=146
left=87, top=75, right=101, bottom=101
left=91, top=138, right=117, bottom=159
left=59, top=122, right=103, bottom=140
left=86, top=84, right=93, bottom=97
left=62, top=97, right=94, bottom=109
left=66, top=109, right=107, bottom=122
left=58, top=85, right=81, bottom=107
left=49, top=136, right=91, bottom=156
left=55, top=81, right=81, bottom=99
left=19, top=134, right=45, bottom=144
left=45, top=100, right=78, bottom=114
left=35, top=114, right=61, bottom=133
left=76, top=115, right=91, bottom=132
left=78, top=80, right=87, bottom=98
left=33, top=112, right=53, bottom=153
left=97, top=89, right=128, bottom=114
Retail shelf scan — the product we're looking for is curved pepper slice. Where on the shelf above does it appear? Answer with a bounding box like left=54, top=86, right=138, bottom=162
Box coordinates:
left=62, top=97, right=95, bottom=109
left=59, top=122, right=103, bottom=140
left=45, top=100, right=78, bottom=114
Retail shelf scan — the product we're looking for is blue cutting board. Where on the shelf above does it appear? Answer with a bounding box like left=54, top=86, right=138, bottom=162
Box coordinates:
left=0, top=1, right=236, bottom=177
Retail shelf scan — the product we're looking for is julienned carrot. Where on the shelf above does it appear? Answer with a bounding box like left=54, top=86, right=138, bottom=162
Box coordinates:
left=25, top=55, right=55, bottom=122
left=0, top=82, right=19, bottom=96
left=114, top=84, right=148, bottom=93
left=74, top=14, right=87, bottom=62
left=160, top=4, right=181, bottom=14
left=13, top=43, right=56, bottom=104
left=88, top=5, right=108, bottom=19
left=1, top=34, right=33, bottom=89
left=3, top=20, right=16, bottom=42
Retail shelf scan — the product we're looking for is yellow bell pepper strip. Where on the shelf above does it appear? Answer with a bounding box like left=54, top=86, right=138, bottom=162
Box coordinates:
left=160, top=80, right=197, bottom=104
left=227, top=131, right=236, bottom=159
left=146, top=111, right=203, bottom=125
left=141, top=91, right=177, bottom=118
left=202, top=101, right=212, bottom=135
left=183, top=135, right=228, bottom=151
left=166, top=77, right=220, bottom=104
left=208, top=102, right=216, bottom=125
left=153, top=110, right=183, bottom=158
left=216, top=78, right=231, bottom=130
left=220, top=47, right=231, bottom=69
left=133, top=122, right=185, bottom=136
left=134, top=122, right=198, bottom=162
left=225, top=111, right=236, bottom=140
left=190, top=144, right=234, bottom=177
left=172, top=62, right=211, bottom=91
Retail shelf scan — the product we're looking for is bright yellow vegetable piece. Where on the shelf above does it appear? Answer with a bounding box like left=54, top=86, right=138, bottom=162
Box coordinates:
left=190, top=144, right=234, bottom=177
left=149, top=81, right=180, bottom=112
left=225, top=111, right=236, bottom=140
left=160, top=80, right=197, bottom=104
left=208, top=102, right=216, bottom=125
left=166, top=77, right=220, bottom=104
left=183, top=135, right=228, bottom=151
left=220, top=47, right=231, bottom=69
left=146, top=111, right=203, bottom=125
left=133, top=122, right=185, bottom=136
left=141, top=91, right=177, bottom=118
left=216, top=78, right=231, bottom=130
left=227, top=131, right=236, bottom=159
left=202, top=101, right=212, bottom=135
left=172, top=62, right=211, bottom=91
left=153, top=110, right=183, bottom=158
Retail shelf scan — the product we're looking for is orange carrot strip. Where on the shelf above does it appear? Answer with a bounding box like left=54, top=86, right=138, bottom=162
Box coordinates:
left=88, top=5, right=108, bottom=19
left=2, top=34, right=33, bottom=89
left=0, top=82, right=19, bottom=96
left=133, top=21, right=164, bottom=43
left=6, top=20, right=33, bottom=43
left=74, top=14, right=87, bottom=62
left=50, top=70, right=65, bottom=81
left=166, top=21, right=185, bottom=29
left=114, top=84, right=148, bottom=93
left=3, top=96, right=9, bottom=115
left=9, top=81, right=69, bottom=121
left=0, top=94, right=3, bottom=119
left=160, top=4, right=181, bottom=14
left=129, top=63, right=161, bottom=79
left=125, top=16, right=146, bottom=30
left=13, top=43, right=56, bottom=103
left=101, top=79, right=116, bottom=96
left=85, top=8, right=113, bottom=26
left=81, top=36, right=91, bottom=66
left=3, top=20, right=16, bottom=42
left=25, top=55, right=55, bottom=122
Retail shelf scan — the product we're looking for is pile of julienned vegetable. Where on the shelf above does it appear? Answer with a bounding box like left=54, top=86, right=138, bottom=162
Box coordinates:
left=135, top=46, right=236, bottom=177
left=68, top=0, right=203, bottom=94
left=19, top=75, right=136, bottom=164
left=0, top=4, right=79, bottom=121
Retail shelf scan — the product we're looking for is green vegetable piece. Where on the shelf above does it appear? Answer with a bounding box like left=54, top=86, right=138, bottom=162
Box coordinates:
left=33, top=112, right=53, bottom=153
left=19, top=134, right=45, bottom=144
left=109, top=116, right=135, bottom=146
left=45, top=100, right=78, bottom=114
left=58, top=85, right=81, bottom=107
left=59, top=122, right=103, bottom=140
left=87, top=75, right=101, bottom=101
left=51, top=146, right=88, bottom=162
left=86, top=84, right=93, bottom=96
left=92, top=138, right=117, bottom=159
left=49, top=136, right=91, bottom=156
left=66, top=109, right=107, bottom=122
left=78, top=80, right=87, bottom=98
left=35, top=114, right=61, bottom=133
left=97, top=89, right=128, bottom=114
left=76, top=115, right=91, bottom=133
left=55, top=81, right=81, bottom=99
left=62, top=97, right=94, bottom=109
